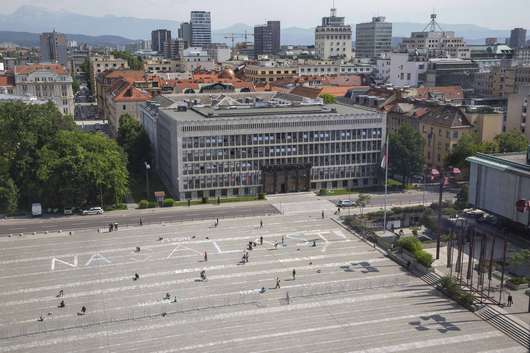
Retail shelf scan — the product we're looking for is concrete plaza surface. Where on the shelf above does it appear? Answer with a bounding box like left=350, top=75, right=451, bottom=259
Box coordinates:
left=0, top=195, right=526, bottom=353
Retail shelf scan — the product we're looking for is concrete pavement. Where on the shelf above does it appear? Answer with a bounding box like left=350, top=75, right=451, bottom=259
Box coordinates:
left=0, top=193, right=525, bottom=352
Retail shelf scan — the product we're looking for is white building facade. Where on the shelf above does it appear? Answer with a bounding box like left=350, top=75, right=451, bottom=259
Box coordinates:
left=315, top=8, right=353, bottom=61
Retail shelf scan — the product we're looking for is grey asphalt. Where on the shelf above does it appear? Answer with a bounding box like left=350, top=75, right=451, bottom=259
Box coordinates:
left=0, top=195, right=525, bottom=353
left=0, top=203, right=279, bottom=236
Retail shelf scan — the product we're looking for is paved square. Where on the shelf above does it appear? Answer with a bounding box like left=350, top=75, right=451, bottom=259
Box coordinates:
left=0, top=204, right=525, bottom=353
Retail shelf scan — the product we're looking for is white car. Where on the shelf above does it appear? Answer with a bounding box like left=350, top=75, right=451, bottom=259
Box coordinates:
left=337, top=200, right=354, bottom=208
left=82, top=207, right=104, bottom=215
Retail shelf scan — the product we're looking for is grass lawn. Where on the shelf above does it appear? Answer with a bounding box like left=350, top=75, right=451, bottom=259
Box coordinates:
left=173, top=195, right=264, bottom=207
left=317, top=189, right=358, bottom=197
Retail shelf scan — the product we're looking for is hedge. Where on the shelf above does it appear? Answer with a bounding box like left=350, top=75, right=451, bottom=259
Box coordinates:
left=439, top=276, right=475, bottom=309
left=163, top=198, right=175, bottom=207
left=397, top=237, right=433, bottom=268
left=138, top=200, right=149, bottom=209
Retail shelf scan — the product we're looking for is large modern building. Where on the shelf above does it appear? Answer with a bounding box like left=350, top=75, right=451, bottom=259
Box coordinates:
left=191, top=11, right=212, bottom=48
left=355, top=17, right=392, bottom=59
left=140, top=92, right=385, bottom=200
left=467, top=151, right=530, bottom=227
left=13, top=64, right=74, bottom=115
left=254, top=21, right=281, bottom=57
left=151, top=29, right=172, bottom=53
left=506, top=85, right=530, bottom=137
left=509, top=28, right=527, bottom=49
left=400, top=14, right=470, bottom=59
left=39, top=30, right=67, bottom=66
left=315, top=8, right=353, bottom=61
left=178, top=22, right=192, bottom=48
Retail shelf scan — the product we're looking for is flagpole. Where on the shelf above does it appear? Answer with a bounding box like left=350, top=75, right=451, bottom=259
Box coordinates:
left=383, top=134, right=389, bottom=234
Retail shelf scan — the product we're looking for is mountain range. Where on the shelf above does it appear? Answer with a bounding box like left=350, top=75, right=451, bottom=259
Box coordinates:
left=0, top=5, right=522, bottom=48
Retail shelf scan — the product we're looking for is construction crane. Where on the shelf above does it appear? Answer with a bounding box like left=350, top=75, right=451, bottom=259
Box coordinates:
left=224, top=31, right=254, bottom=49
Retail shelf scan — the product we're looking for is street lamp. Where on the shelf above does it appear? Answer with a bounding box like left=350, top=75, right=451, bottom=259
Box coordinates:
left=145, top=162, right=151, bottom=200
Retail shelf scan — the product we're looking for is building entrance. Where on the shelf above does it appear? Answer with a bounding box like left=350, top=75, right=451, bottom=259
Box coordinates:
left=262, top=164, right=311, bottom=194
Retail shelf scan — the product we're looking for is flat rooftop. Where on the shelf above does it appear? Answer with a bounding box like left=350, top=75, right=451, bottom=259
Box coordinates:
left=468, top=152, right=530, bottom=176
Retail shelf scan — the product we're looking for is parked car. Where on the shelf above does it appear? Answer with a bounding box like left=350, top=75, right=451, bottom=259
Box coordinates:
left=63, top=208, right=73, bottom=216
left=82, top=207, right=104, bottom=215
left=337, top=200, right=355, bottom=208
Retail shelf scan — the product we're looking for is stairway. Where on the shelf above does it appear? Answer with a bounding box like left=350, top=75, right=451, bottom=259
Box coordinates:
left=475, top=305, right=530, bottom=349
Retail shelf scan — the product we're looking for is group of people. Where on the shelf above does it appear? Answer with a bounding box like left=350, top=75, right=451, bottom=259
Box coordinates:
left=108, top=223, right=119, bottom=232
left=38, top=290, right=86, bottom=321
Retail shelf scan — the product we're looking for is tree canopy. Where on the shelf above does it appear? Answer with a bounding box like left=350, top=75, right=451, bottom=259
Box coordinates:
left=388, top=123, right=425, bottom=184
left=494, top=130, right=528, bottom=153
left=0, top=101, right=129, bottom=213
left=117, top=114, right=152, bottom=173
left=319, top=94, right=337, bottom=105
left=111, top=50, right=143, bottom=70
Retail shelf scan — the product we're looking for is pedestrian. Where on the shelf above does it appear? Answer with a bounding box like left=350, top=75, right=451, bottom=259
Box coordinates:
left=204, top=251, right=208, bottom=262
left=114, top=223, right=119, bottom=231
left=275, top=277, right=281, bottom=289
left=286, top=292, right=290, bottom=304
left=260, top=220, right=263, bottom=228
left=57, top=289, right=64, bottom=298
left=312, top=240, right=317, bottom=247
left=260, top=236, right=263, bottom=245
left=133, top=272, right=139, bottom=281
left=322, top=210, right=324, bottom=219
left=109, top=223, right=113, bottom=232
left=216, top=218, right=219, bottom=226
left=274, top=241, right=278, bottom=249
left=292, top=269, right=296, bottom=280
left=507, top=294, right=513, bottom=307
left=172, top=296, right=177, bottom=303
left=281, top=236, right=284, bottom=246
left=245, top=252, right=249, bottom=263
left=58, top=300, right=65, bottom=308
left=81, top=306, right=86, bottom=314
left=164, top=293, right=171, bottom=300
left=139, top=217, right=143, bottom=226
left=38, top=315, right=44, bottom=322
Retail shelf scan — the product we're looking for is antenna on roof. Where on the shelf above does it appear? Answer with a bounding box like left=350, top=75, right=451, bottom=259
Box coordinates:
left=423, top=12, right=444, bottom=32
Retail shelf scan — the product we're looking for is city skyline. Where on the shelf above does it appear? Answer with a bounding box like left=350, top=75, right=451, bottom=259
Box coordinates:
left=1, top=1, right=529, bottom=30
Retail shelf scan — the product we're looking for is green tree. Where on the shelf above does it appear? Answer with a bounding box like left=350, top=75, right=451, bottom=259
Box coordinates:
left=72, top=78, right=81, bottom=94
left=117, top=114, right=151, bottom=173
left=389, top=123, right=425, bottom=184
left=319, top=93, right=337, bottom=104
left=511, top=249, right=530, bottom=266
left=494, top=130, right=529, bottom=153
left=111, top=50, right=143, bottom=70
left=0, top=101, right=75, bottom=208
left=356, top=193, right=371, bottom=216
left=0, top=177, right=18, bottom=215
left=446, top=133, right=497, bottom=172
left=37, top=130, right=129, bottom=208
left=80, top=59, right=92, bottom=94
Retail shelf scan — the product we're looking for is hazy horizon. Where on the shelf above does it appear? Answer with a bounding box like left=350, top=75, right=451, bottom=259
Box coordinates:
left=1, top=0, right=529, bottom=30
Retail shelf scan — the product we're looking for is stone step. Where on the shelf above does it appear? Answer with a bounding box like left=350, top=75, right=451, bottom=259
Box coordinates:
left=475, top=306, right=530, bottom=348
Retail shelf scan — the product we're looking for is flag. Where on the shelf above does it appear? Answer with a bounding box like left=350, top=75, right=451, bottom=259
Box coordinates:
left=380, top=137, right=389, bottom=169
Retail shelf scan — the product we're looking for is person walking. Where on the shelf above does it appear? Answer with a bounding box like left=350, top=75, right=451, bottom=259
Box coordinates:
left=292, top=269, right=296, bottom=280
left=507, top=294, right=514, bottom=307
left=281, top=236, right=284, bottom=246
left=80, top=306, right=86, bottom=315
left=275, top=277, right=281, bottom=289
left=57, top=289, right=64, bottom=298
left=139, top=217, right=143, bottom=226
left=260, top=220, right=263, bottom=228
left=322, top=210, right=325, bottom=219
left=204, top=251, right=208, bottom=262
left=260, top=236, right=263, bottom=245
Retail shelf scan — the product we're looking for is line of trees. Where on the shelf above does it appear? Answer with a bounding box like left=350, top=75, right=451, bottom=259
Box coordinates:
left=0, top=102, right=129, bottom=214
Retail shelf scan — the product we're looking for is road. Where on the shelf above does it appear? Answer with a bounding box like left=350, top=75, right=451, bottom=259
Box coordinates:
left=0, top=194, right=524, bottom=353
left=0, top=203, right=279, bottom=236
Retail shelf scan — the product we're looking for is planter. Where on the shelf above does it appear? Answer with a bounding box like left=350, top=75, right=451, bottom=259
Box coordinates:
left=401, top=249, right=416, bottom=264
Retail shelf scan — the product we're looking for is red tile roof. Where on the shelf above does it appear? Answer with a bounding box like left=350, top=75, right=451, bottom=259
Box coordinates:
left=15, top=64, right=67, bottom=75
left=415, top=86, right=464, bottom=101
left=0, top=74, right=14, bottom=86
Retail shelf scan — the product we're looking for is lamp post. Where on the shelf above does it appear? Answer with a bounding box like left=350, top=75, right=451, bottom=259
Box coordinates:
left=145, top=162, right=151, bottom=200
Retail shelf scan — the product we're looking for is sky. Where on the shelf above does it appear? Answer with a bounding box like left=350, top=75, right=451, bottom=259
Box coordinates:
left=1, top=0, right=529, bottom=29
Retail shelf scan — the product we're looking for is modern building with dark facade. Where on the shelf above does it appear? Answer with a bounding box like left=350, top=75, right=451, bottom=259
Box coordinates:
left=355, top=17, right=392, bottom=59
left=509, top=28, right=527, bottom=49
left=140, top=92, right=385, bottom=200
left=151, top=29, right=172, bottom=53
left=178, top=22, right=192, bottom=48
left=39, top=30, right=67, bottom=66
left=191, top=11, right=212, bottom=48
left=254, top=21, right=281, bottom=57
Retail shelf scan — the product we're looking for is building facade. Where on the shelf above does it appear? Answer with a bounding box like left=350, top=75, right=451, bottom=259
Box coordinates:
left=467, top=151, right=530, bottom=227
left=178, top=23, right=192, bottom=48
left=509, top=28, right=527, bottom=49
left=39, top=31, right=67, bottom=66
left=355, top=17, right=392, bottom=59
left=89, top=54, right=128, bottom=96
left=254, top=21, right=281, bottom=57
left=140, top=92, right=385, bottom=200
left=151, top=29, right=172, bottom=53
left=506, top=85, right=530, bottom=137
left=13, top=64, right=74, bottom=115
left=182, top=47, right=216, bottom=72
left=191, top=11, right=212, bottom=48
left=315, top=8, right=353, bottom=61
left=244, top=63, right=298, bottom=83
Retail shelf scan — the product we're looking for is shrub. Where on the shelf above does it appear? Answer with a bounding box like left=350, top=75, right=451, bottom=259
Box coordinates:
left=163, top=198, right=175, bottom=207
left=114, top=203, right=128, bottom=210
left=508, top=276, right=529, bottom=285
left=397, top=237, right=423, bottom=253
left=319, top=189, right=329, bottom=196
left=201, top=197, right=209, bottom=204
left=258, top=192, right=266, bottom=200
left=147, top=201, right=156, bottom=208
left=138, top=200, right=149, bottom=209
left=415, top=251, right=433, bottom=267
